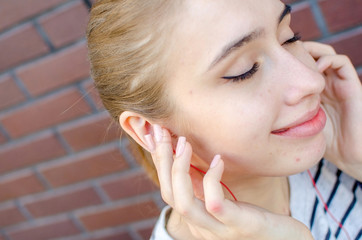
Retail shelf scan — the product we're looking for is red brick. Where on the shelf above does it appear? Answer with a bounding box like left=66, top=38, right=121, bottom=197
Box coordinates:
left=0, top=132, right=6, bottom=145
left=0, top=24, right=49, bottom=72
left=0, top=132, right=66, bottom=174
left=290, top=2, right=321, bottom=40
left=319, top=0, right=362, bottom=33
left=79, top=200, right=160, bottom=231
left=0, top=0, right=67, bottom=31
left=0, top=88, right=92, bottom=138
left=17, top=43, right=90, bottom=97
left=0, top=75, right=26, bottom=110
left=40, top=146, right=128, bottom=187
left=327, top=28, right=362, bottom=67
left=101, top=172, right=158, bottom=200
left=60, top=112, right=121, bottom=152
left=126, top=140, right=152, bottom=169
left=8, top=218, right=80, bottom=240
left=91, top=232, right=133, bottom=240
left=25, top=186, right=101, bottom=218
left=39, top=1, right=89, bottom=48
left=137, top=224, right=157, bottom=240
left=0, top=171, right=45, bottom=202
left=0, top=203, right=26, bottom=227
left=82, top=80, right=105, bottom=110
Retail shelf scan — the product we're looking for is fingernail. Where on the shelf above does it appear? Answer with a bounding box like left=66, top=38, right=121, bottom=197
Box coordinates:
left=144, top=134, right=155, bottom=152
left=210, top=155, right=221, bottom=169
left=175, top=136, right=186, bottom=158
left=153, top=124, right=163, bottom=142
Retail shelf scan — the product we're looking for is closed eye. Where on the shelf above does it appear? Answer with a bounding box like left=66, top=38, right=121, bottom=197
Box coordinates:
left=222, top=33, right=302, bottom=83
left=222, top=63, right=259, bottom=82
left=283, top=32, right=301, bottom=45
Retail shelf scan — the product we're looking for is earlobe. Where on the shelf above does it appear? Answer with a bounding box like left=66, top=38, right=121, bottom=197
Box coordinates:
left=119, top=111, right=154, bottom=152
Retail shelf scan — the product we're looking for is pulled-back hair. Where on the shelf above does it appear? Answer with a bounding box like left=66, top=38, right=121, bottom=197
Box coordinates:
left=87, top=0, right=179, bottom=185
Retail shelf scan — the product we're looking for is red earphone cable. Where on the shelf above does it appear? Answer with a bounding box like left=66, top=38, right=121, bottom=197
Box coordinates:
left=307, top=169, right=351, bottom=240
left=190, top=164, right=238, bottom=201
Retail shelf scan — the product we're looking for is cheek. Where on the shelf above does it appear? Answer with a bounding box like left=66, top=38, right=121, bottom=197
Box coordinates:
left=167, top=82, right=278, bottom=159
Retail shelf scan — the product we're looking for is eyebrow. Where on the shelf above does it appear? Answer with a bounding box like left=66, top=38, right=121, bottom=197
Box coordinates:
left=208, top=4, right=292, bottom=70
left=279, top=4, right=292, bottom=23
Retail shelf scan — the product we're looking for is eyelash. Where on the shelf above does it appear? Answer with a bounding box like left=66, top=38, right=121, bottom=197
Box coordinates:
left=283, top=32, right=301, bottom=44
left=222, top=33, right=302, bottom=82
left=223, top=63, right=260, bottom=82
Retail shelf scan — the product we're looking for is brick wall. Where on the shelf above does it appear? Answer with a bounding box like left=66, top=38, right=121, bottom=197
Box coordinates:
left=0, top=0, right=361, bottom=240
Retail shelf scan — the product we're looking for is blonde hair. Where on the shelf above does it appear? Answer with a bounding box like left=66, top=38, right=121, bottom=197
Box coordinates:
left=87, top=0, right=179, bottom=185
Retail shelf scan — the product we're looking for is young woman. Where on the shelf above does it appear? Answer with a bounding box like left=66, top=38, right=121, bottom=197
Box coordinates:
left=87, top=0, right=362, bottom=239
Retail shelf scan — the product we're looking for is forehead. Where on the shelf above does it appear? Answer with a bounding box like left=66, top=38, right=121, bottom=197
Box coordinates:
left=168, top=0, right=283, bottom=75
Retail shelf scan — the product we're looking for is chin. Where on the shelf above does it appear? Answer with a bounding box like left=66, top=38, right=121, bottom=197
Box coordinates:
left=287, top=133, right=327, bottom=175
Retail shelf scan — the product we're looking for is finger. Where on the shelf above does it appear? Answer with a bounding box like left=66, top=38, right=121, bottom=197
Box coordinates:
left=172, top=138, right=194, bottom=210
left=203, top=156, right=268, bottom=236
left=303, top=41, right=336, bottom=59
left=150, top=127, right=175, bottom=206
left=203, top=156, right=226, bottom=213
left=316, top=55, right=359, bottom=80
left=203, top=156, right=242, bottom=226
left=171, top=138, right=224, bottom=231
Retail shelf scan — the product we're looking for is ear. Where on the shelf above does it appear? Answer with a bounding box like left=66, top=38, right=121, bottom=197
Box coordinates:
left=119, top=111, right=154, bottom=152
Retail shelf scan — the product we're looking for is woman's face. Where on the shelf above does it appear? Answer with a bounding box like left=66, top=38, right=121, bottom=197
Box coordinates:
left=165, top=0, right=326, bottom=177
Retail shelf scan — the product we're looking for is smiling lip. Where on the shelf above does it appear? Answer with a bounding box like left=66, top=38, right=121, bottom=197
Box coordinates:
left=271, top=106, right=327, bottom=138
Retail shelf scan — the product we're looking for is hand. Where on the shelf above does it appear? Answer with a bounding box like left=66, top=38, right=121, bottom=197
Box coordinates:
left=147, top=126, right=313, bottom=240
left=304, top=42, right=362, bottom=181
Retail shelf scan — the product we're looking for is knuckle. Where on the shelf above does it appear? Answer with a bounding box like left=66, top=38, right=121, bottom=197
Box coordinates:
left=161, top=190, right=173, bottom=204
left=340, top=55, right=351, bottom=62
left=326, top=45, right=336, bottom=54
left=206, top=200, right=223, bottom=214
left=176, top=205, right=191, bottom=217
left=175, top=200, right=193, bottom=217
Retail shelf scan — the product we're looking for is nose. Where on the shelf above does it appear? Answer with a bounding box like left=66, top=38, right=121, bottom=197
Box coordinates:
left=273, top=47, right=325, bottom=106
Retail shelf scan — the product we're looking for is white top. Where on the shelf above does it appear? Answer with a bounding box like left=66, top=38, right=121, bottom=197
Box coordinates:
left=150, top=205, right=173, bottom=240
left=289, top=159, right=361, bottom=240
left=151, top=159, right=362, bottom=240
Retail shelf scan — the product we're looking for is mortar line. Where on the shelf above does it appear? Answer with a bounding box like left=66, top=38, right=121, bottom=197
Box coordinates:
left=33, top=20, right=56, bottom=52
left=308, top=0, right=330, bottom=38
